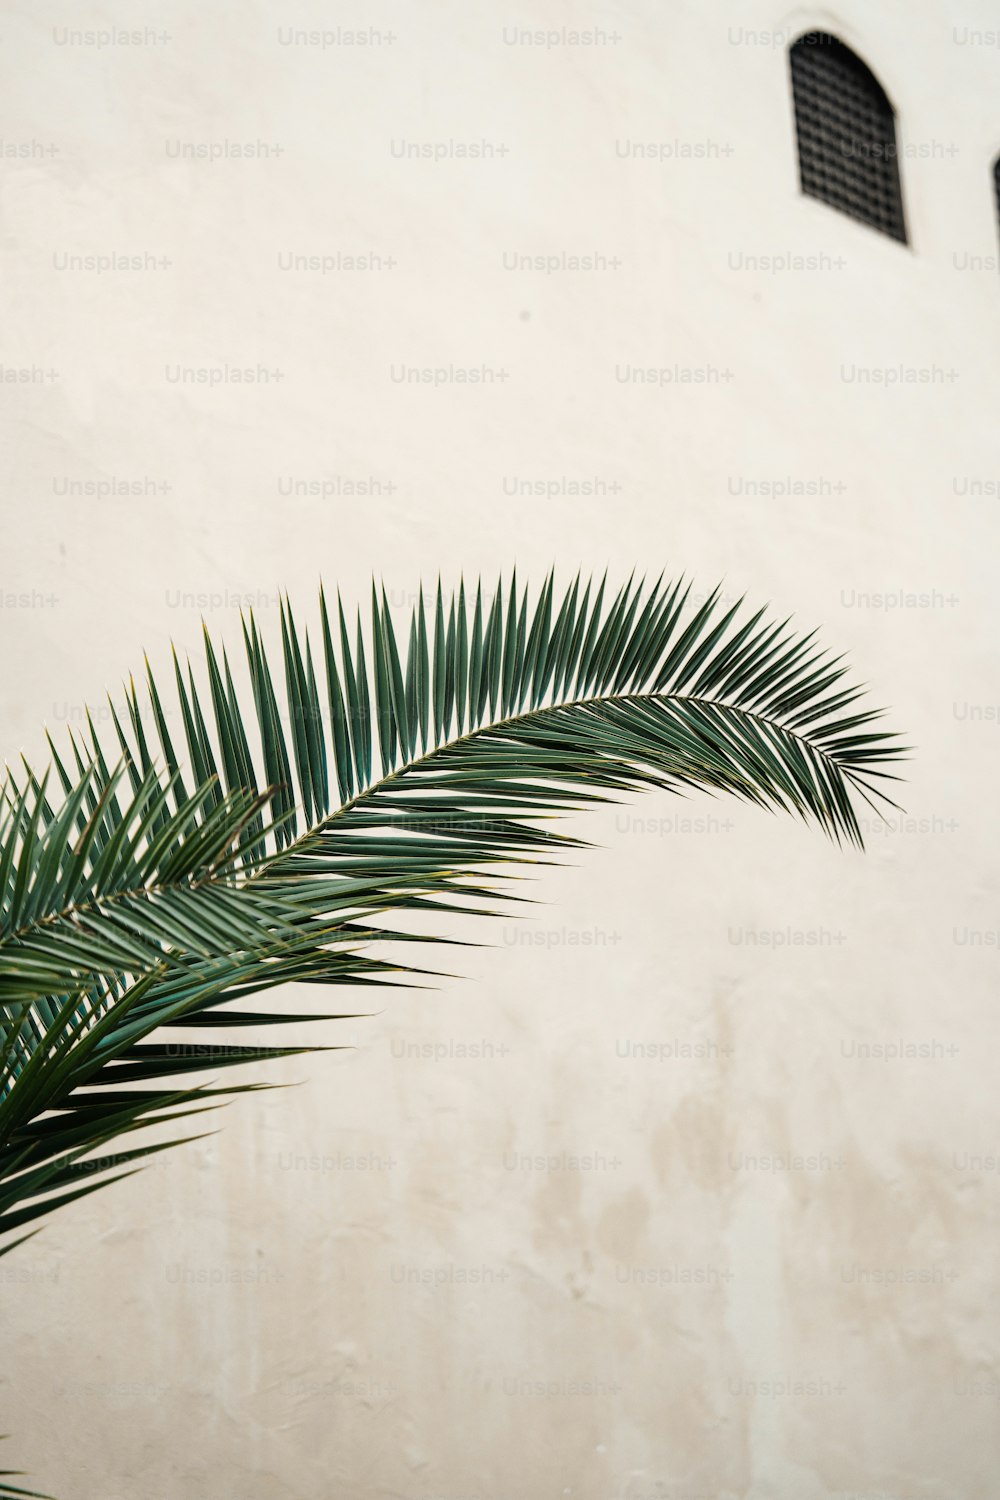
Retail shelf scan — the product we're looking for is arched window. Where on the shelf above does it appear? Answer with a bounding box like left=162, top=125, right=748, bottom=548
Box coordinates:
left=789, top=32, right=907, bottom=244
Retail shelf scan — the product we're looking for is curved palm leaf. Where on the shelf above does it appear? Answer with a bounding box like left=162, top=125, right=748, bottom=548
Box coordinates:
left=0, top=568, right=906, bottom=1500
left=0, top=570, right=906, bottom=1248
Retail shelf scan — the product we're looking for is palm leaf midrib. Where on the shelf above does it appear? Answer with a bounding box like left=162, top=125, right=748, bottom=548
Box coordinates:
left=2, top=684, right=888, bottom=952
left=258, top=685, right=889, bottom=872
left=1, top=866, right=245, bottom=947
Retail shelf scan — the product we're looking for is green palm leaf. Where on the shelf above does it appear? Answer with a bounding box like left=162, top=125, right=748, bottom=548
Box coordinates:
left=0, top=570, right=905, bottom=1245
left=0, top=568, right=906, bottom=1500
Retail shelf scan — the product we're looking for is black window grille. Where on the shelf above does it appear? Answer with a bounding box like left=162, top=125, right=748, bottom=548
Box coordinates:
left=994, top=157, right=1000, bottom=248
left=789, top=32, right=907, bottom=243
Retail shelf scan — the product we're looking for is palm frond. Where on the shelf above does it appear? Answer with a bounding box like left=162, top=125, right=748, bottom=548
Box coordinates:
left=0, top=568, right=906, bottom=1500
left=0, top=571, right=906, bottom=1245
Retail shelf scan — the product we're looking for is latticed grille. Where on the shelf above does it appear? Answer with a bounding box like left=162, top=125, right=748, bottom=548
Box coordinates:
left=789, top=32, right=907, bottom=243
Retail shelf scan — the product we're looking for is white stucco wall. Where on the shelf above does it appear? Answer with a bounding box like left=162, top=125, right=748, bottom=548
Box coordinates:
left=2, top=2, right=999, bottom=1496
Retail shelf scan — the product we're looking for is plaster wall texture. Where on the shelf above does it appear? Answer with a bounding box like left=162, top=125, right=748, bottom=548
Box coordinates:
left=1, top=2, right=998, bottom=1497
